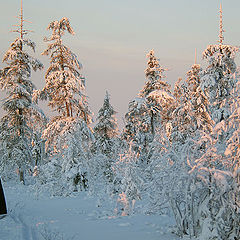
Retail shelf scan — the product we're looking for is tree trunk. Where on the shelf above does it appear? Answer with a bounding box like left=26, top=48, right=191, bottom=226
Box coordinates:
left=65, top=101, right=70, bottom=117
left=151, top=110, right=154, bottom=136
left=19, top=169, right=25, bottom=185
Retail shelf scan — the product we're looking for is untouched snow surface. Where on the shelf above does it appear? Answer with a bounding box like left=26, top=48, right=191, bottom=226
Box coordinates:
left=0, top=181, right=180, bottom=240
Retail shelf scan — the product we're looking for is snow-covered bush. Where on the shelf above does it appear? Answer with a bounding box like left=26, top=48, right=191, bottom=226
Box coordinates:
left=113, top=143, right=144, bottom=216
left=35, top=118, right=93, bottom=196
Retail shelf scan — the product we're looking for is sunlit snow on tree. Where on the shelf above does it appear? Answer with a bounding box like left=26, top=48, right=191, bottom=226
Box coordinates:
left=0, top=14, right=44, bottom=183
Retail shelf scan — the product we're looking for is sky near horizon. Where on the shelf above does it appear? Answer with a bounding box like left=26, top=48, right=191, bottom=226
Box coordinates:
left=0, top=0, right=240, bottom=128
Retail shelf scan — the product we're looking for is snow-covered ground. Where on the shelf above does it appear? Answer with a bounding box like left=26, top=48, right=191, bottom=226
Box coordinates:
left=0, top=181, right=180, bottom=240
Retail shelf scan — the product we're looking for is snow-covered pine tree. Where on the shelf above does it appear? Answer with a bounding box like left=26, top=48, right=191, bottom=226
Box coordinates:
left=38, top=18, right=91, bottom=119
left=35, top=17, right=93, bottom=194
left=37, top=17, right=92, bottom=149
left=0, top=1, right=44, bottom=182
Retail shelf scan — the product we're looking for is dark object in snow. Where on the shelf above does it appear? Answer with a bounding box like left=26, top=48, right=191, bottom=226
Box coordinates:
left=0, top=177, right=7, bottom=215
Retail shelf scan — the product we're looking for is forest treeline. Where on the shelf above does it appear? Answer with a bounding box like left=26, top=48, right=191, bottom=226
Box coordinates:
left=0, top=9, right=240, bottom=239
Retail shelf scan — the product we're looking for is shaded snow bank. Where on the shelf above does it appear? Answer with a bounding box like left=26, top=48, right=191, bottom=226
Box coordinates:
left=0, top=181, right=179, bottom=240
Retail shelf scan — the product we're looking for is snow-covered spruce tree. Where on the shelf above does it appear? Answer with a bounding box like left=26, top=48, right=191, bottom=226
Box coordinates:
left=187, top=9, right=240, bottom=239
left=123, top=50, right=173, bottom=163
left=170, top=64, right=213, bottom=144
left=122, top=97, right=151, bottom=163
left=186, top=64, right=213, bottom=134
left=89, top=91, right=119, bottom=195
left=169, top=78, right=190, bottom=144
left=0, top=7, right=44, bottom=182
left=35, top=18, right=93, bottom=194
left=93, top=91, right=118, bottom=158
left=139, top=49, right=173, bottom=136
left=199, top=43, right=238, bottom=165
left=200, top=44, right=238, bottom=124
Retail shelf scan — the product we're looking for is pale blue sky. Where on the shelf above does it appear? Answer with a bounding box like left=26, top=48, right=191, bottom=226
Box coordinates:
left=0, top=0, right=240, bottom=127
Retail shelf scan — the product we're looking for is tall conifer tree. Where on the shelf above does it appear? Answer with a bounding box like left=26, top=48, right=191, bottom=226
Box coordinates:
left=200, top=5, right=238, bottom=124
left=0, top=0, right=44, bottom=182
left=36, top=17, right=92, bottom=151
left=140, top=49, right=173, bottom=136
left=123, top=50, right=173, bottom=163
left=93, top=91, right=118, bottom=158
left=189, top=6, right=240, bottom=239
left=35, top=17, right=93, bottom=193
